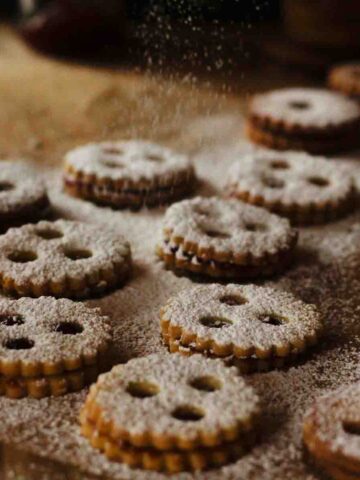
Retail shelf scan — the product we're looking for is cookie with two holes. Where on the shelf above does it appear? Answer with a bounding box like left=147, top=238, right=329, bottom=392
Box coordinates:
left=0, top=297, right=111, bottom=399
left=225, top=150, right=356, bottom=225
left=303, top=382, right=360, bottom=480
left=247, top=88, right=360, bottom=154
left=161, top=283, right=322, bottom=373
left=80, top=353, right=260, bottom=472
left=64, top=140, right=195, bottom=210
left=156, top=197, right=298, bottom=280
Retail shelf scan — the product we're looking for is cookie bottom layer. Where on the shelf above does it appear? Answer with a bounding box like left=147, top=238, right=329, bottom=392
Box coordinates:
left=0, top=256, right=131, bottom=299
left=156, top=242, right=294, bottom=280
left=80, top=415, right=253, bottom=473
left=246, top=121, right=360, bottom=154
left=64, top=177, right=194, bottom=210
left=0, top=364, right=99, bottom=399
left=228, top=188, right=356, bottom=225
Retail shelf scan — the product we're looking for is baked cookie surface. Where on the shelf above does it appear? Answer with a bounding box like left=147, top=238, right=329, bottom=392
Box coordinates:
left=329, top=63, right=360, bottom=100
left=0, top=220, right=131, bottom=298
left=156, top=196, right=297, bottom=279
left=247, top=88, right=360, bottom=154
left=225, top=149, right=356, bottom=224
left=0, top=161, right=50, bottom=231
left=64, top=140, right=195, bottom=209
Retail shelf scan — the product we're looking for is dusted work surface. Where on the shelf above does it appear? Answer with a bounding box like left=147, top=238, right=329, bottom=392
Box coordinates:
left=0, top=25, right=360, bottom=480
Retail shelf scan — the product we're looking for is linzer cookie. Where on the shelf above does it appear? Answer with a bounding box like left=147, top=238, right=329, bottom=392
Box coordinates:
left=303, top=382, right=360, bottom=480
left=0, top=296, right=112, bottom=398
left=64, top=140, right=195, bottom=209
left=0, top=220, right=131, bottom=298
left=0, top=161, right=50, bottom=232
left=80, top=353, right=260, bottom=472
left=226, top=150, right=355, bottom=224
left=247, top=88, right=360, bottom=154
left=329, top=63, right=360, bottom=101
left=161, top=284, right=322, bottom=372
left=156, top=197, right=297, bottom=280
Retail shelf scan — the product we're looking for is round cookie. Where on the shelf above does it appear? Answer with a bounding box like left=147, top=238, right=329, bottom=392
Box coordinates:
left=80, top=353, right=260, bottom=471
left=160, top=284, right=322, bottom=365
left=303, top=382, right=360, bottom=479
left=329, top=63, right=360, bottom=100
left=225, top=150, right=356, bottom=224
left=0, top=161, right=50, bottom=231
left=0, top=296, right=112, bottom=398
left=247, top=88, right=360, bottom=154
left=156, top=197, right=298, bottom=280
left=64, top=140, right=195, bottom=209
left=0, top=220, right=131, bottom=298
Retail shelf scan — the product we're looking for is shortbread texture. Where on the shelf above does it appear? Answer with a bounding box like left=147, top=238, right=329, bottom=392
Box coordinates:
left=226, top=149, right=355, bottom=223
left=82, top=353, right=260, bottom=449
left=0, top=220, right=131, bottom=298
left=161, top=284, right=322, bottom=359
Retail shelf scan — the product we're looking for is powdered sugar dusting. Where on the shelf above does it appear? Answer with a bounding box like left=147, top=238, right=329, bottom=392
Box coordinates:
left=251, top=88, right=360, bottom=129
left=0, top=114, right=358, bottom=479
left=226, top=149, right=354, bottom=206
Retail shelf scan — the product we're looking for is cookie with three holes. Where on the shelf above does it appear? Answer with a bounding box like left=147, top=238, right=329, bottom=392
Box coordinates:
left=160, top=284, right=322, bottom=370
left=0, top=220, right=131, bottom=298
left=329, top=63, right=360, bottom=101
left=0, top=161, right=50, bottom=232
left=156, top=197, right=298, bottom=280
left=247, top=88, right=360, bottom=154
left=80, top=353, right=260, bottom=472
left=64, top=140, right=195, bottom=209
left=303, top=382, right=360, bottom=480
left=226, top=150, right=356, bottom=224
left=0, top=296, right=112, bottom=398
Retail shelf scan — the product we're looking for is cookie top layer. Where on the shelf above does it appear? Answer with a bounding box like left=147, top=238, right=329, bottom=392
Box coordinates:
left=0, top=220, right=131, bottom=286
left=64, top=140, right=193, bottom=186
left=0, top=296, right=111, bottom=368
left=161, top=284, right=322, bottom=356
left=329, top=63, right=360, bottom=97
left=250, top=88, right=360, bottom=131
left=0, top=161, right=48, bottom=215
left=161, top=197, right=297, bottom=260
left=304, top=382, right=360, bottom=468
left=226, top=150, right=354, bottom=207
left=87, top=353, right=259, bottom=444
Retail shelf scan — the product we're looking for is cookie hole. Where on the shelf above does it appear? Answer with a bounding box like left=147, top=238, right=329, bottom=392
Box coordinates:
left=126, top=381, right=159, bottom=398
left=0, top=182, right=14, bottom=192
left=36, top=228, right=63, bottom=240
left=219, top=295, right=247, bottom=306
left=307, top=176, right=329, bottom=187
left=172, top=405, right=204, bottom=422
left=146, top=154, right=164, bottom=162
left=262, top=177, right=284, bottom=189
left=101, top=159, right=125, bottom=169
left=64, top=248, right=92, bottom=261
left=8, top=250, right=37, bottom=263
left=259, top=314, right=284, bottom=326
left=270, top=160, right=289, bottom=170
left=200, top=316, right=233, bottom=329
left=204, top=230, right=230, bottom=239
left=288, top=101, right=310, bottom=110
left=244, top=222, right=266, bottom=232
left=0, top=314, right=25, bottom=326
left=189, top=376, right=221, bottom=392
left=55, top=321, right=83, bottom=335
left=343, top=422, right=360, bottom=436
left=5, top=338, right=34, bottom=350
left=102, top=147, right=124, bottom=155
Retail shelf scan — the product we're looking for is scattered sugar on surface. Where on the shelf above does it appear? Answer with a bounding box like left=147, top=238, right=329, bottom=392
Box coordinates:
left=0, top=113, right=359, bottom=479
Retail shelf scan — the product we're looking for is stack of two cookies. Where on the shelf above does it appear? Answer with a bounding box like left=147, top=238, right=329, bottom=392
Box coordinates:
left=80, top=354, right=260, bottom=473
